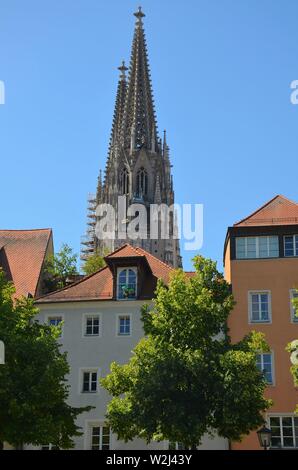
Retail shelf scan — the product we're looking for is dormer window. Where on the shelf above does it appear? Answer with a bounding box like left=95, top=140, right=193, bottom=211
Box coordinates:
left=117, top=268, right=137, bottom=300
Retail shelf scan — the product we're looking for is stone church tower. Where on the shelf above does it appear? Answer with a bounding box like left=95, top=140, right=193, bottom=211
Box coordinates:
left=81, top=7, right=182, bottom=268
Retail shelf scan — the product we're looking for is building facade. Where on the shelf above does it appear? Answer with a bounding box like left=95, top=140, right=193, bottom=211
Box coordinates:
left=224, top=195, right=298, bottom=450
left=81, top=8, right=182, bottom=269
left=32, top=244, right=228, bottom=450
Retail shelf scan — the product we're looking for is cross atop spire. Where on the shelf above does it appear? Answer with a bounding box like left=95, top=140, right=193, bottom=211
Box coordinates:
left=134, top=6, right=145, bottom=23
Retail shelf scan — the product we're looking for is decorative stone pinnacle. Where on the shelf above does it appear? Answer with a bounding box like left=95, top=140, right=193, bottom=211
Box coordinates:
left=134, top=6, right=145, bottom=22
left=118, top=60, right=128, bottom=79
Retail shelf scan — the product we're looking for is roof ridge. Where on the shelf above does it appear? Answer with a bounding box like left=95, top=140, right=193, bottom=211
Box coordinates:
left=0, top=228, right=52, bottom=233
left=35, top=264, right=110, bottom=301
left=134, top=245, right=174, bottom=271
left=105, top=243, right=131, bottom=257
left=234, top=195, right=292, bottom=226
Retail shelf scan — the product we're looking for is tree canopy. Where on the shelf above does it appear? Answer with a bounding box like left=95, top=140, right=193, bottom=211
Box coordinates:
left=287, top=292, right=298, bottom=413
left=101, top=256, right=272, bottom=448
left=44, top=243, right=78, bottom=292
left=81, top=250, right=107, bottom=276
left=0, top=269, right=91, bottom=448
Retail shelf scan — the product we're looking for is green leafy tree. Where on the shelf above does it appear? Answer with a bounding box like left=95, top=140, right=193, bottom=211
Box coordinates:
left=287, top=291, right=298, bottom=412
left=0, top=270, right=92, bottom=449
left=81, top=249, right=107, bottom=276
left=44, top=243, right=78, bottom=292
left=101, top=256, right=272, bottom=448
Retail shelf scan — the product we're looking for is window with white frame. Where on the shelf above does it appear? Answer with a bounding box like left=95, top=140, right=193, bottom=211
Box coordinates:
left=91, top=425, right=111, bottom=450
left=269, top=416, right=298, bottom=448
left=82, top=371, right=98, bottom=393
left=117, top=315, right=131, bottom=336
left=256, top=353, right=274, bottom=384
left=284, top=235, right=298, bottom=257
left=290, top=289, right=298, bottom=322
left=117, top=268, right=137, bottom=300
left=236, top=236, right=279, bottom=259
left=85, top=315, right=100, bottom=336
left=249, top=291, right=271, bottom=323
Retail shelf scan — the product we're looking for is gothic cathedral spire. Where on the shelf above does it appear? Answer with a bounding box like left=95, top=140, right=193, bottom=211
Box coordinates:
left=121, top=7, right=158, bottom=152
left=81, top=8, right=182, bottom=268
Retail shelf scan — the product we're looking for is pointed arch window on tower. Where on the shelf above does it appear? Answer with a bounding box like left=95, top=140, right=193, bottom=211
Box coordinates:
left=136, top=167, right=148, bottom=198
left=120, top=168, right=129, bottom=195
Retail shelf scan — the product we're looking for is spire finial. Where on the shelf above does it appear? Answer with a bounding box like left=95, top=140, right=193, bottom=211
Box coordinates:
left=134, top=6, right=145, bottom=23
left=118, top=60, right=128, bottom=80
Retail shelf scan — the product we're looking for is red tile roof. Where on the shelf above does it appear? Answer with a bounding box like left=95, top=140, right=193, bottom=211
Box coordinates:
left=0, top=229, right=53, bottom=298
left=234, top=195, right=298, bottom=227
left=36, top=244, right=176, bottom=304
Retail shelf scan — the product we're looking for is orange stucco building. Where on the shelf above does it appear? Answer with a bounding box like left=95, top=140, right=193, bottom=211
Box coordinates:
left=224, top=195, right=298, bottom=449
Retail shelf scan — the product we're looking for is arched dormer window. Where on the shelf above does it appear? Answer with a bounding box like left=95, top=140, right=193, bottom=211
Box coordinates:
left=136, top=167, right=148, bottom=197
left=120, top=168, right=129, bottom=195
left=117, top=268, right=137, bottom=300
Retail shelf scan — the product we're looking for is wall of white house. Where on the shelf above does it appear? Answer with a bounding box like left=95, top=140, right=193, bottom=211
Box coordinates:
left=25, top=300, right=228, bottom=450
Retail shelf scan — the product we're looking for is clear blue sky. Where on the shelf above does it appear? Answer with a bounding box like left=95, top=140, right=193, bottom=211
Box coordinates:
left=1, top=0, right=298, bottom=271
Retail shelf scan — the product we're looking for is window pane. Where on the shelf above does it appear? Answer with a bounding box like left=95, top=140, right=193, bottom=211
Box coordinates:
left=259, top=237, right=268, bottom=257
left=282, top=417, right=292, bottom=427
left=269, top=236, right=279, bottom=257
left=83, top=382, right=90, bottom=392
left=93, top=325, right=99, bottom=335
left=271, top=427, right=281, bottom=437
left=271, top=437, right=281, bottom=447
left=295, top=235, right=298, bottom=256
left=247, top=238, right=257, bottom=258
left=283, top=437, right=294, bottom=447
left=270, top=417, right=280, bottom=427
left=86, top=326, right=93, bottom=335
left=119, top=270, right=127, bottom=280
left=263, top=366, right=272, bottom=384
left=285, top=236, right=294, bottom=257
left=236, top=238, right=246, bottom=259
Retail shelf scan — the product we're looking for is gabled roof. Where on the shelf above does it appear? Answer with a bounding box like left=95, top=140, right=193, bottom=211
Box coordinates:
left=0, top=229, right=53, bottom=298
left=36, top=244, right=175, bottom=304
left=234, top=195, right=298, bottom=227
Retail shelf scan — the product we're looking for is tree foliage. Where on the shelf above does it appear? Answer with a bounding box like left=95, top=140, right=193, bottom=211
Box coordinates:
left=44, top=243, right=78, bottom=292
left=0, top=270, right=91, bottom=448
left=81, top=250, right=107, bottom=276
left=287, top=291, right=298, bottom=413
left=101, top=256, right=272, bottom=448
